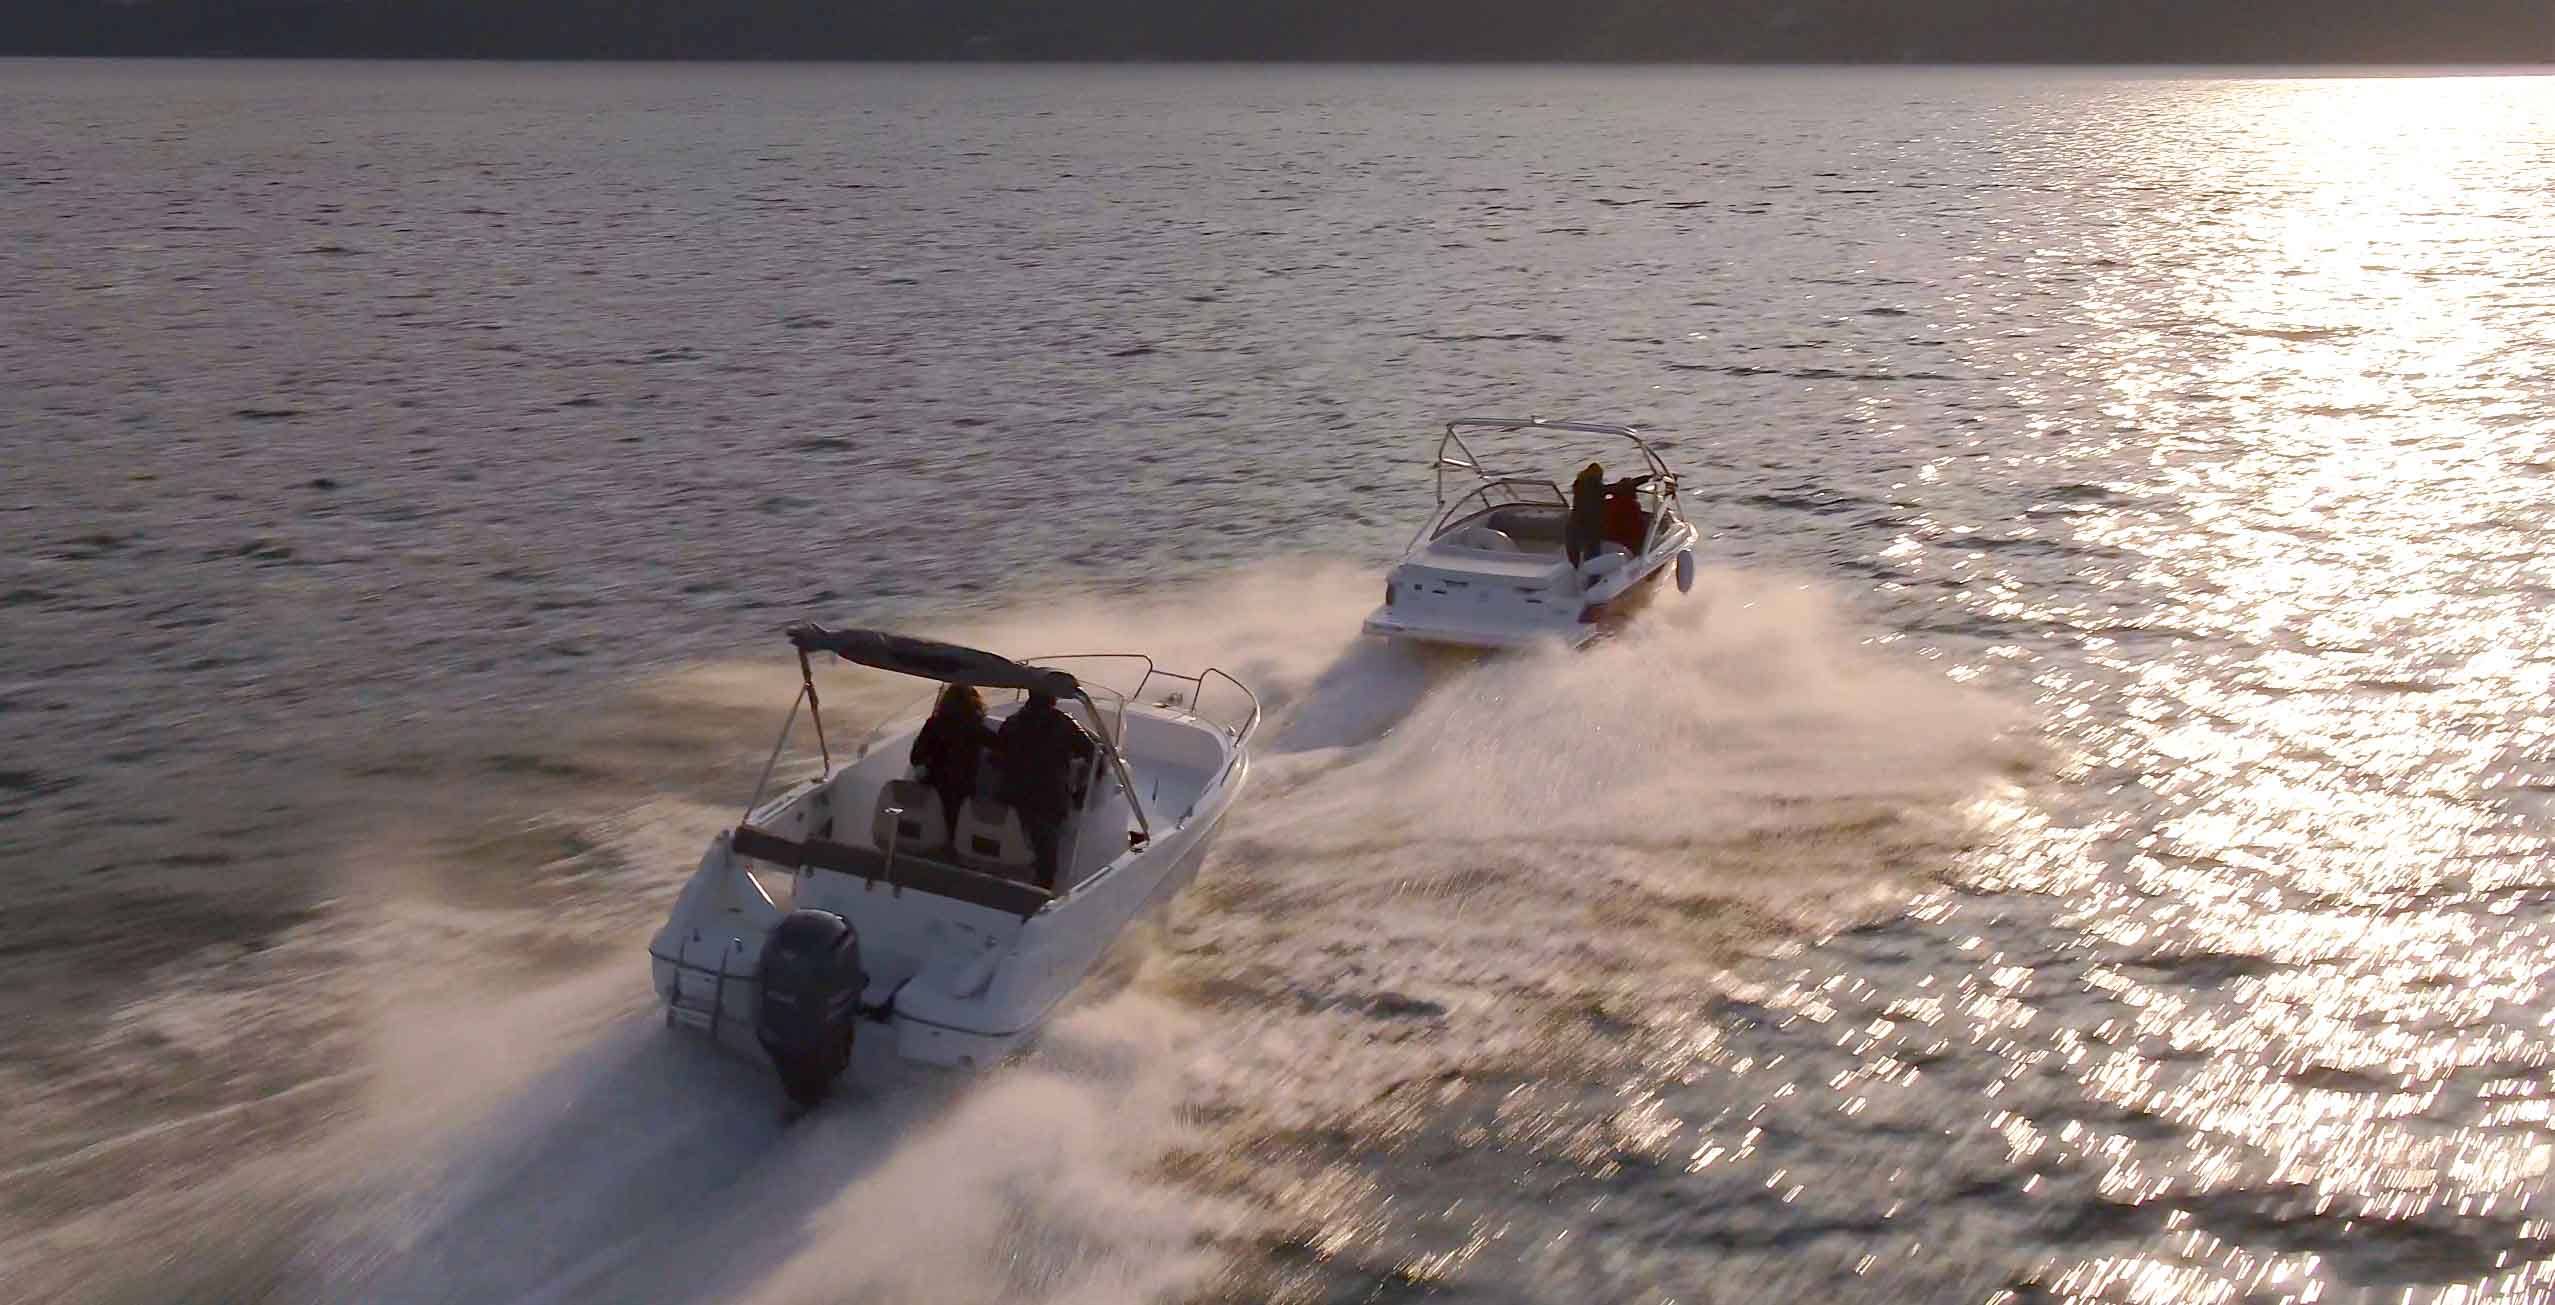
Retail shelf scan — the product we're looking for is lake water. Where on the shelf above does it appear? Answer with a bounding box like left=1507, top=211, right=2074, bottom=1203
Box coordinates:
left=5, top=60, right=2554, bottom=1305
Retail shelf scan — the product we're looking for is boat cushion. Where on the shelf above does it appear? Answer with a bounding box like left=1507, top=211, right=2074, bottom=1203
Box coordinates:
left=873, top=779, right=949, bottom=854
left=952, top=798, right=1036, bottom=876
left=1444, top=525, right=1519, bottom=552
left=1578, top=546, right=1630, bottom=581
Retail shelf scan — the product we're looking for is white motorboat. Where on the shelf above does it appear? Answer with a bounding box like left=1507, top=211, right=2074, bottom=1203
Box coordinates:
left=648, top=624, right=1257, bottom=1105
left=1362, top=417, right=1700, bottom=650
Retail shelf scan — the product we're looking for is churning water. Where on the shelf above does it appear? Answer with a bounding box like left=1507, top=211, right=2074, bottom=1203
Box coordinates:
left=4, top=61, right=2553, bottom=1304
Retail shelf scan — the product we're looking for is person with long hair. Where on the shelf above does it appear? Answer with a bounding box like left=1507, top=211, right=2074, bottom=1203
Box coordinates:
left=1566, top=461, right=1607, bottom=568
left=910, top=683, right=994, bottom=841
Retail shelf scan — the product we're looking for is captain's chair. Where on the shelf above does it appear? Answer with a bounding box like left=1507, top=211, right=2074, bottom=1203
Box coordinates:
left=952, top=797, right=1036, bottom=879
left=873, top=780, right=948, bottom=856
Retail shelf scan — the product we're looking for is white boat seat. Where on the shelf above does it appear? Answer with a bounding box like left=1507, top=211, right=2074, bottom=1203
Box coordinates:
left=1578, top=545, right=1631, bottom=580
left=873, top=780, right=948, bottom=855
left=952, top=797, right=1036, bottom=877
left=1481, top=505, right=1569, bottom=543
left=1445, top=525, right=1518, bottom=552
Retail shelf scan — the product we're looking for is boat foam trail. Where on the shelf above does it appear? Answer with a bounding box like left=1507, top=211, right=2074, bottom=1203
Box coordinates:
left=288, top=984, right=1215, bottom=1305
left=32, top=558, right=2023, bottom=1305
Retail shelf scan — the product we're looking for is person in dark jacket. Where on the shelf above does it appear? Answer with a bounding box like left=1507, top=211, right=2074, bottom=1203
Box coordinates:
left=994, top=687, right=1097, bottom=889
left=1566, top=461, right=1607, bottom=568
left=909, top=684, right=995, bottom=841
left=1602, top=474, right=1649, bottom=551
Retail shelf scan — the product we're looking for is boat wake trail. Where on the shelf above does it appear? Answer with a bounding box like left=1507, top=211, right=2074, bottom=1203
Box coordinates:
left=291, top=982, right=1216, bottom=1305
left=37, top=559, right=2022, bottom=1305
left=1139, top=565, right=2028, bottom=1295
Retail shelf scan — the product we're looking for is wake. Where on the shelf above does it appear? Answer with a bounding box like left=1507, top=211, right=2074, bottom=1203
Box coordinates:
left=55, top=558, right=2023, bottom=1305
left=285, top=982, right=1212, bottom=1305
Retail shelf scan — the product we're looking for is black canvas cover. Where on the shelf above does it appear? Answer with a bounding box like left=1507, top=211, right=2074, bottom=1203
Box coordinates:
left=786, top=623, right=1079, bottom=698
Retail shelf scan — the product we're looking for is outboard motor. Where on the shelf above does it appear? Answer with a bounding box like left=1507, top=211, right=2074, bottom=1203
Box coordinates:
left=755, top=909, right=866, bottom=1107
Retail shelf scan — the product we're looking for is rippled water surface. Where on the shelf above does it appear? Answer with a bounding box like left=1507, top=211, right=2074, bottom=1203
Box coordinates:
left=5, top=62, right=2555, bottom=1305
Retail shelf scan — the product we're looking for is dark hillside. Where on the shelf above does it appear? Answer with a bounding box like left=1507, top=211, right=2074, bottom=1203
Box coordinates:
left=8, top=0, right=2552, bottom=62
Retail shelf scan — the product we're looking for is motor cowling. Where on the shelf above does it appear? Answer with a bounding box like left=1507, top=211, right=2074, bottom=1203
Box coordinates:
left=755, top=909, right=866, bottom=1107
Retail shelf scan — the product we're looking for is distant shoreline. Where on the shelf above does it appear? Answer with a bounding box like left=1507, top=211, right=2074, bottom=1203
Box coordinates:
left=5, top=54, right=2551, bottom=69
left=18, top=0, right=2547, bottom=66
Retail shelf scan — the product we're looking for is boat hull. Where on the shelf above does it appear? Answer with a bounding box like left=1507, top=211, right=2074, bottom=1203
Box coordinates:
left=651, top=706, right=1251, bottom=1080
left=887, top=774, right=1235, bottom=1066
left=1363, top=530, right=1693, bottom=652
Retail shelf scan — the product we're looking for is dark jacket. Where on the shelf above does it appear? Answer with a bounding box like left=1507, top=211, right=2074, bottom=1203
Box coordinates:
left=1566, top=464, right=1607, bottom=566
left=1603, top=479, right=1647, bottom=549
left=994, top=699, right=1097, bottom=822
left=911, top=713, right=995, bottom=825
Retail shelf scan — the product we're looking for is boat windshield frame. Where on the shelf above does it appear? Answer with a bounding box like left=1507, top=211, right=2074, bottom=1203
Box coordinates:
left=1020, top=654, right=1262, bottom=748
left=1414, top=417, right=1683, bottom=550
left=756, top=631, right=1263, bottom=847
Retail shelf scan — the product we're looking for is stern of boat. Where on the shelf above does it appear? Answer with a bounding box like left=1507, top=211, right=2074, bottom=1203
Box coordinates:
left=649, top=832, right=786, bottom=1055
left=1363, top=549, right=1600, bottom=647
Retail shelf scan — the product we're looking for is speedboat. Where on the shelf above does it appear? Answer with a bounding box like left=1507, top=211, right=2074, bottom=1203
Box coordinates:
left=648, top=624, right=1258, bottom=1106
left=1362, top=417, right=1700, bottom=650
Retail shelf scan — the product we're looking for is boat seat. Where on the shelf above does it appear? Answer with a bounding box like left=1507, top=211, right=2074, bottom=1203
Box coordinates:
left=1444, top=525, right=1519, bottom=552
left=952, top=797, right=1036, bottom=878
left=1577, top=544, right=1631, bottom=583
left=1480, top=506, right=1570, bottom=544
left=872, top=780, right=948, bottom=855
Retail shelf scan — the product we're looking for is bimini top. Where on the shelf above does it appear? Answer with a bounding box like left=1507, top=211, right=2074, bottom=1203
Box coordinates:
left=786, top=623, right=1079, bottom=698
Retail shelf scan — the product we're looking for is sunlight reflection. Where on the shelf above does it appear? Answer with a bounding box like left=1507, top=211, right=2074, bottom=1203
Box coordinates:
left=1893, top=71, right=2555, bottom=1304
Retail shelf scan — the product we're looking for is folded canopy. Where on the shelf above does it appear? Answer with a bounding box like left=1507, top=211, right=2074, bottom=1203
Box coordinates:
left=786, top=623, right=1079, bottom=698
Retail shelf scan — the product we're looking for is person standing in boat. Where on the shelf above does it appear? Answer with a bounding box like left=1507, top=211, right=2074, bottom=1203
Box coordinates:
left=995, top=686, right=1097, bottom=889
left=1566, top=461, right=1607, bottom=568
left=1602, top=473, right=1649, bottom=551
left=911, top=684, right=995, bottom=841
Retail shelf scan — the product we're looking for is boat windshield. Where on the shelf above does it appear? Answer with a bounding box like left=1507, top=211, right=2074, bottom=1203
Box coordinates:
left=988, top=683, right=1126, bottom=751
left=855, top=685, right=942, bottom=761
left=1418, top=418, right=1683, bottom=552
left=1416, top=477, right=1569, bottom=549
left=854, top=681, right=1125, bottom=758
left=1025, top=653, right=1258, bottom=744
left=1023, top=654, right=1152, bottom=738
